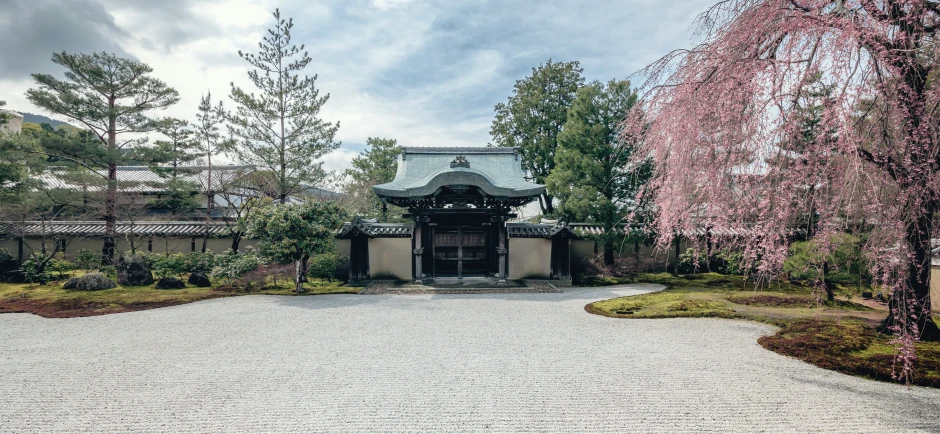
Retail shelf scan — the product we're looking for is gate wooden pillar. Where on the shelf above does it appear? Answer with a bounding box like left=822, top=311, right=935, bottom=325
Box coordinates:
left=548, top=221, right=577, bottom=282
left=550, top=237, right=572, bottom=280
left=340, top=216, right=372, bottom=283
left=413, top=215, right=429, bottom=284
left=348, top=235, right=369, bottom=282
left=497, top=217, right=508, bottom=283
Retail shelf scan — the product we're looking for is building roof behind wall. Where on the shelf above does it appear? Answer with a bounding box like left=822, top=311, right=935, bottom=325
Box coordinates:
left=36, top=165, right=256, bottom=194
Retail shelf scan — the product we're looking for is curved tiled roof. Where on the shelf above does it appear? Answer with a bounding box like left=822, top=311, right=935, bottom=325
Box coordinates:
left=509, top=222, right=764, bottom=239
left=373, top=147, right=545, bottom=199
left=507, top=223, right=553, bottom=238
left=337, top=217, right=414, bottom=238
left=507, top=222, right=580, bottom=239
left=0, top=221, right=232, bottom=238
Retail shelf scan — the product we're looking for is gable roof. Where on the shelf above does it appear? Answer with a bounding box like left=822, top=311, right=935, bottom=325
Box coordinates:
left=373, top=147, right=545, bottom=200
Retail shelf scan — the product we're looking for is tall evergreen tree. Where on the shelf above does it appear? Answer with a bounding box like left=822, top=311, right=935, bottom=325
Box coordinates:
left=545, top=79, right=651, bottom=266
left=144, top=117, right=201, bottom=216
left=344, top=138, right=401, bottom=222
left=5, top=124, right=96, bottom=268
left=0, top=104, right=43, bottom=206
left=25, top=52, right=179, bottom=263
left=225, top=9, right=340, bottom=204
left=150, top=118, right=199, bottom=178
left=490, top=59, right=584, bottom=215
left=193, top=92, right=227, bottom=251
left=0, top=100, right=10, bottom=125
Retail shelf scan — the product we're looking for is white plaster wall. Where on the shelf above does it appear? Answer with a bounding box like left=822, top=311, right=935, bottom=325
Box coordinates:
left=368, top=238, right=411, bottom=280
left=932, top=266, right=940, bottom=313
left=508, top=238, right=551, bottom=279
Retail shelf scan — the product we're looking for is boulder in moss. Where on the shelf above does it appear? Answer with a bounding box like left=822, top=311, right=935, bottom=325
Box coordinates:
left=116, top=254, right=153, bottom=286
left=63, top=273, right=117, bottom=291
left=155, top=277, right=186, bottom=289
left=187, top=272, right=212, bottom=287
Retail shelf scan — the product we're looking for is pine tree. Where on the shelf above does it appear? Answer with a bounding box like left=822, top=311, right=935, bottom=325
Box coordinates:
left=0, top=100, right=10, bottom=125
left=225, top=9, right=340, bottom=204
left=145, top=118, right=201, bottom=216
left=344, top=138, right=402, bottom=222
left=193, top=92, right=227, bottom=251
left=151, top=118, right=199, bottom=178
left=26, top=52, right=179, bottom=263
left=545, top=79, right=651, bottom=266
left=490, top=60, right=584, bottom=215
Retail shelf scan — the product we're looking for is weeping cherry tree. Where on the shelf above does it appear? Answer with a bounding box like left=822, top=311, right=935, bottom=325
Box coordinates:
left=627, top=0, right=940, bottom=360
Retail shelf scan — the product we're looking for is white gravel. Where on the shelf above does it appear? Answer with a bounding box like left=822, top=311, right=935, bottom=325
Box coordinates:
left=1, top=284, right=939, bottom=433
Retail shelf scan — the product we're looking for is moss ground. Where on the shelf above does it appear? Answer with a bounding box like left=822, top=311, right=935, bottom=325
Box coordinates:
left=584, top=272, right=940, bottom=388
left=0, top=272, right=357, bottom=318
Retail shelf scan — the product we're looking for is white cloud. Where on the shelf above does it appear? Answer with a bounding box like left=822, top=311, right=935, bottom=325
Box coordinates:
left=371, top=0, right=415, bottom=11
left=319, top=147, right=360, bottom=173
left=0, top=0, right=713, bottom=174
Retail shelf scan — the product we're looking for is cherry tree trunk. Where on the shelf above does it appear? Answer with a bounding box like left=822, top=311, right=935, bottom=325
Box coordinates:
left=882, top=214, right=940, bottom=341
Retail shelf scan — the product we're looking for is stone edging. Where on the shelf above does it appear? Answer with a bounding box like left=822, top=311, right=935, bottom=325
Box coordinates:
left=358, top=279, right=562, bottom=295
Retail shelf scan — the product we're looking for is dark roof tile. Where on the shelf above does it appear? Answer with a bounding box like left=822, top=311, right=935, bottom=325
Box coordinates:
left=0, top=221, right=231, bottom=238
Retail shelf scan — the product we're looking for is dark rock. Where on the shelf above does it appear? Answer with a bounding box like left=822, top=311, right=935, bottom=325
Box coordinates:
left=63, top=277, right=79, bottom=289
left=0, top=250, right=17, bottom=274
left=116, top=254, right=153, bottom=286
left=155, top=277, right=186, bottom=289
left=63, top=273, right=116, bottom=291
left=1, top=270, right=25, bottom=283
left=187, top=272, right=212, bottom=287
left=861, top=291, right=873, bottom=299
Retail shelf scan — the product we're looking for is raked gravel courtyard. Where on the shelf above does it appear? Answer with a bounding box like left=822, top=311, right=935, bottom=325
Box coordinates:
left=2, top=284, right=939, bottom=433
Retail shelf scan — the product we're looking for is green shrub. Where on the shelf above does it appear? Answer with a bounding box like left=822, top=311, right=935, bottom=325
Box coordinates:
left=99, top=265, right=117, bottom=278
left=74, top=249, right=100, bottom=272
left=151, top=253, right=187, bottom=279
left=783, top=233, right=869, bottom=285
left=47, top=259, right=75, bottom=278
left=22, top=253, right=50, bottom=284
left=307, top=253, right=347, bottom=282
left=714, top=248, right=746, bottom=275
left=677, top=248, right=708, bottom=274
left=211, top=250, right=264, bottom=284
left=184, top=251, right=216, bottom=274
left=677, top=247, right=747, bottom=275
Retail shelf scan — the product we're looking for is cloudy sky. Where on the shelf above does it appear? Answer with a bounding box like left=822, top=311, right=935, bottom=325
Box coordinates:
left=0, top=0, right=713, bottom=173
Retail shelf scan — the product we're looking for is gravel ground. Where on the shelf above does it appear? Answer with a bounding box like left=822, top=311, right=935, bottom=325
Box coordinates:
left=1, top=284, right=939, bottom=433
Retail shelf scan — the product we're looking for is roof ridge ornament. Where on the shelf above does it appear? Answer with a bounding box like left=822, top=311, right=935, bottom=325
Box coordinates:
left=450, top=155, right=470, bottom=168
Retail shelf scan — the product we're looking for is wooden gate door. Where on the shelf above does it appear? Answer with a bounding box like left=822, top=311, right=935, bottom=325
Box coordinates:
left=433, top=225, right=488, bottom=278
